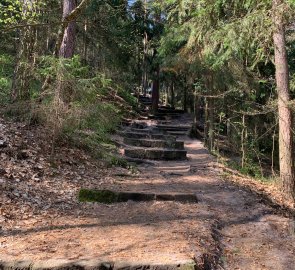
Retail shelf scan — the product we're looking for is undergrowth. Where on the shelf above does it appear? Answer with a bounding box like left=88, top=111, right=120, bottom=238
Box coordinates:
left=0, top=53, right=13, bottom=104
left=1, top=55, right=136, bottom=164
left=224, top=158, right=277, bottom=184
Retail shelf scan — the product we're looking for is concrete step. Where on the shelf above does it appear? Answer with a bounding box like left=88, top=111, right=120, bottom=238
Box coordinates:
left=124, top=147, right=187, bottom=160
left=123, top=138, right=184, bottom=149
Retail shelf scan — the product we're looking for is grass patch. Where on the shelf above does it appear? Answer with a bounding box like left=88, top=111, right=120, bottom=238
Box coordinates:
left=79, top=189, right=119, bottom=203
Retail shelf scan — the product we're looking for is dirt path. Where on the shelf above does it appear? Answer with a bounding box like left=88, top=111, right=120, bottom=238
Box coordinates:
left=0, top=117, right=294, bottom=269
left=115, top=129, right=295, bottom=269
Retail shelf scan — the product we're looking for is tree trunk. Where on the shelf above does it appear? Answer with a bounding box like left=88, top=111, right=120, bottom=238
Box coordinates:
left=241, top=114, right=246, bottom=168
left=208, top=97, right=214, bottom=152
left=142, top=31, right=148, bottom=95
left=273, top=0, right=295, bottom=200
left=194, top=92, right=200, bottom=124
left=170, top=81, right=175, bottom=108
left=183, top=85, right=188, bottom=112
left=82, top=19, right=88, bottom=64
left=204, top=98, right=209, bottom=147
left=151, top=67, right=160, bottom=114
left=59, top=0, right=76, bottom=58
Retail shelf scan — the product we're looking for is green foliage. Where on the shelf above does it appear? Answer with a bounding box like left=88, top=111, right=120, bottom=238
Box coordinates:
left=117, top=87, right=137, bottom=107
left=34, top=56, right=131, bottom=155
left=0, top=0, right=21, bottom=26
left=0, top=53, right=13, bottom=103
left=227, top=159, right=262, bottom=179
left=0, top=0, right=45, bottom=28
left=108, top=156, right=129, bottom=167
left=79, top=189, right=119, bottom=203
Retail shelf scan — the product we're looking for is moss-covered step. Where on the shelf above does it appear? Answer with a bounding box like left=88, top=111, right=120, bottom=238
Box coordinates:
left=124, top=147, right=187, bottom=160
left=79, top=189, right=198, bottom=203
left=123, top=138, right=184, bottom=149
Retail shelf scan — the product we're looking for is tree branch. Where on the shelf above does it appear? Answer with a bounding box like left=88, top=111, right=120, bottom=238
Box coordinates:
left=64, top=0, right=91, bottom=23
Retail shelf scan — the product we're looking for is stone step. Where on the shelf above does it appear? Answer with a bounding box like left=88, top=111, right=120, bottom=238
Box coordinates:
left=121, top=118, right=132, bottom=126
left=149, top=114, right=181, bottom=120
left=121, top=131, right=174, bottom=140
left=124, top=157, right=156, bottom=165
left=140, top=101, right=152, bottom=106
left=158, top=108, right=185, bottom=114
left=156, top=165, right=191, bottom=175
left=123, top=138, right=184, bottom=149
left=156, top=125, right=191, bottom=131
left=138, top=116, right=149, bottom=120
left=124, top=147, right=187, bottom=160
left=148, top=115, right=166, bottom=120
left=2, top=259, right=197, bottom=270
left=138, top=95, right=151, bottom=100
left=79, top=189, right=198, bottom=203
left=155, top=111, right=181, bottom=116
left=157, top=165, right=191, bottom=171
left=128, top=128, right=154, bottom=133
left=130, top=122, right=148, bottom=129
left=128, top=128, right=183, bottom=135
left=167, top=131, right=188, bottom=136
left=157, top=120, right=173, bottom=125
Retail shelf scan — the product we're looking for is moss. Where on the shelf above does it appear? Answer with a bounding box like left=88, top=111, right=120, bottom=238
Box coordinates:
left=78, top=189, right=119, bottom=203
left=179, top=262, right=197, bottom=270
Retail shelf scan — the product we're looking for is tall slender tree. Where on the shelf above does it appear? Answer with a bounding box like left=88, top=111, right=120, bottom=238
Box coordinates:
left=273, top=0, right=295, bottom=200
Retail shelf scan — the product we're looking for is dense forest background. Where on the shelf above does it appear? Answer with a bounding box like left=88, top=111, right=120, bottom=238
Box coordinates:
left=1, top=0, right=295, bottom=200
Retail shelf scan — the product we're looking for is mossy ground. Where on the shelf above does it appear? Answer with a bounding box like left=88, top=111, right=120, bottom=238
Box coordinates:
left=78, top=189, right=119, bottom=203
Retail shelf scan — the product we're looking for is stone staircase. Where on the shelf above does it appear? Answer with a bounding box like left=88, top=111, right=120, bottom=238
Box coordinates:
left=137, top=95, right=185, bottom=120
left=120, top=124, right=187, bottom=160
left=120, top=96, right=192, bottom=161
left=71, top=96, right=210, bottom=268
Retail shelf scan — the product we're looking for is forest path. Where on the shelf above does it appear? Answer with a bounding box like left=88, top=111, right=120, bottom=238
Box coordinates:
left=115, top=115, right=295, bottom=269
left=0, top=116, right=294, bottom=270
